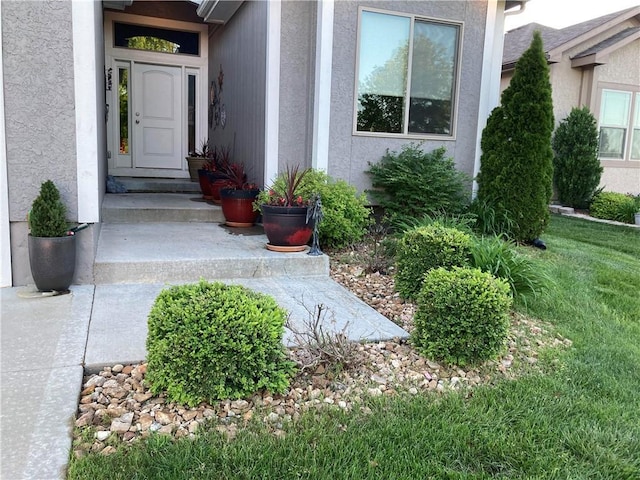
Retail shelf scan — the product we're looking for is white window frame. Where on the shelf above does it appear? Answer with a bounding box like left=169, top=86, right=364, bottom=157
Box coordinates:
left=597, top=83, right=640, bottom=164
left=353, top=6, right=463, bottom=140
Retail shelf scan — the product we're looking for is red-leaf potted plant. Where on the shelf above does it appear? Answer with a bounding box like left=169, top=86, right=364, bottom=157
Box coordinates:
left=255, top=165, right=316, bottom=252
left=219, top=161, right=260, bottom=227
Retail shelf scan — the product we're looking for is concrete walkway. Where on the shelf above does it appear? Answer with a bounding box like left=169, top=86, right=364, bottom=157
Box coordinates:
left=1, top=277, right=408, bottom=479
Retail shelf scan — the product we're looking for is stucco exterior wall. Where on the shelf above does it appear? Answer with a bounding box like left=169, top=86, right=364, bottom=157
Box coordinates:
left=3, top=0, right=80, bottom=286
left=327, top=0, right=488, bottom=193
left=3, top=0, right=79, bottom=221
left=208, top=1, right=267, bottom=187
left=277, top=0, right=317, bottom=172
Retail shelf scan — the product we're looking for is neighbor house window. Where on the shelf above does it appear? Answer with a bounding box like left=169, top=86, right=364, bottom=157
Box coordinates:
left=598, top=88, right=640, bottom=161
left=355, top=9, right=461, bottom=137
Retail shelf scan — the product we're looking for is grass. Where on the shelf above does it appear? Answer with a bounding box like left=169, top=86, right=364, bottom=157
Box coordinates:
left=68, top=215, right=640, bottom=479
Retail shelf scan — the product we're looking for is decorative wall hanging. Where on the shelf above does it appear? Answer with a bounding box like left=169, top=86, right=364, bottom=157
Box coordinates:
left=209, top=64, right=226, bottom=130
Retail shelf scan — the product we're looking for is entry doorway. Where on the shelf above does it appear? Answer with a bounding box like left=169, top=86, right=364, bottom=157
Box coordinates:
left=104, top=10, right=208, bottom=179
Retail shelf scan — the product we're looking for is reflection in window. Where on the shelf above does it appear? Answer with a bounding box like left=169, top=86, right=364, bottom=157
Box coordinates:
left=356, top=10, right=460, bottom=136
left=119, top=68, right=129, bottom=154
left=114, top=22, right=199, bottom=56
left=598, top=90, right=631, bottom=159
left=188, top=74, right=196, bottom=155
left=632, top=93, right=640, bottom=160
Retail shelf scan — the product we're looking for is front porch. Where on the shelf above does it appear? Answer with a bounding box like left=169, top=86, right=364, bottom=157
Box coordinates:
left=88, top=177, right=408, bottom=368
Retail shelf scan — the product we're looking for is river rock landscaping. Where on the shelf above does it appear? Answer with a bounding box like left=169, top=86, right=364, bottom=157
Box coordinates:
left=72, top=243, right=571, bottom=457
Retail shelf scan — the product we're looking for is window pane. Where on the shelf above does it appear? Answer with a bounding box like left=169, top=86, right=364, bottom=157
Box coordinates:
left=408, top=21, right=458, bottom=135
left=118, top=68, right=129, bottom=154
left=598, top=127, right=626, bottom=158
left=188, top=75, right=196, bottom=155
left=632, top=94, right=640, bottom=160
left=356, top=12, right=410, bottom=133
left=114, top=23, right=199, bottom=56
left=600, top=90, right=631, bottom=126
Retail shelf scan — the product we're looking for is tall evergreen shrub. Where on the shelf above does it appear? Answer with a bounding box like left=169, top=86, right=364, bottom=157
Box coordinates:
left=476, top=31, right=554, bottom=242
left=552, top=107, right=602, bottom=209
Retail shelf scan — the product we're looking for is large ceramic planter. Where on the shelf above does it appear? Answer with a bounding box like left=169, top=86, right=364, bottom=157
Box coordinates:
left=28, top=235, right=76, bottom=291
left=261, top=205, right=314, bottom=252
left=186, top=156, right=208, bottom=182
left=220, top=188, right=260, bottom=227
left=208, top=173, right=230, bottom=204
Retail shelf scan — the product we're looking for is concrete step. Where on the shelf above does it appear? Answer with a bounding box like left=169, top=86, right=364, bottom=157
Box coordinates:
left=116, top=177, right=201, bottom=193
left=102, top=193, right=224, bottom=223
left=94, top=222, right=329, bottom=284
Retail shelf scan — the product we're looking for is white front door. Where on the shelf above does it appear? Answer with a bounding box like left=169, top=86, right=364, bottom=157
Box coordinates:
left=133, top=63, right=182, bottom=170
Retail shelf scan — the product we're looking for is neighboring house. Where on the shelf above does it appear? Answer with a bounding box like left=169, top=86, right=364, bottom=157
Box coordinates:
left=0, top=0, right=523, bottom=288
left=502, top=6, right=640, bottom=197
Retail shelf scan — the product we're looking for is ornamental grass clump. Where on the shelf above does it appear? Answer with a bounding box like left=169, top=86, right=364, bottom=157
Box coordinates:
left=590, top=191, right=640, bottom=224
left=146, top=280, right=295, bottom=407
left=413, top=267, right=512, bottom=366
left=395, top=223, right=472, bottom=300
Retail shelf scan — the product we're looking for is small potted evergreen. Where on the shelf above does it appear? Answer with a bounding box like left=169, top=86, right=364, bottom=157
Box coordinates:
left=28, top=180, right=76, bottom=291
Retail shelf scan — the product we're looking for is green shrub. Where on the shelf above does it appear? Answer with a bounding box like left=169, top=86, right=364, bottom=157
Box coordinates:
left=366, top=144, right=470, bottom=224
left=552, top=106, right=602, bottom=209
left=476, top=31, right=554, bottom=242
left=391, top=212, right=476, bottom=235
left=299, top=170, right=372, bottom=249
left=28, top=180, right=69, bottom=237
left=146, top=280, right=295, bottom=406
left=395, top=224, right=472, bottom=300
left=413, top=267, right=512, bottom=365
left=469, top=235, right=550, bottom=299
left=590, top=192, right=639, bottom=224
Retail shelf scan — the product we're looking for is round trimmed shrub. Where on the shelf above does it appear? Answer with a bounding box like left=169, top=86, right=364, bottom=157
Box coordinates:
left=395, top=224, right=472, bottom=300
left=590, top=191, right=639, bottom=224
left=146, top=280, right=295, bottom=406
left=413, top=267, right=512, bottom=365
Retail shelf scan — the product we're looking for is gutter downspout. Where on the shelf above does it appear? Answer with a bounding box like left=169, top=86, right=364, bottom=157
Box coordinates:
left=264, top=1, right=281, bottom=186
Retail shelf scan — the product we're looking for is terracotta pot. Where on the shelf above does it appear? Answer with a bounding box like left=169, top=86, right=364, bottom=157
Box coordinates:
left=220, top=188, right=260, bottom=227
left=28, top=234, right=76, bottom=291
left=261, top=205, right=313, bottom=251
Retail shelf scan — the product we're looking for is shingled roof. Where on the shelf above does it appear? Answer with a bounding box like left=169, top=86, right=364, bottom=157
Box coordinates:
left=503, top=6, right=640, bottom=69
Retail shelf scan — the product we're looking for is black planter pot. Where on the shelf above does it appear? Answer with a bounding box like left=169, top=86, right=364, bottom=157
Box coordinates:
left=261, top=205, right=314, bottom=251
left=28, top=234, right=76, bottom=291
left=220, top=188, right=260, bottom=227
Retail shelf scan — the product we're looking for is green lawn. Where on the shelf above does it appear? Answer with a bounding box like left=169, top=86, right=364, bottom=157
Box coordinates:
left=68, top=215, right=640, bottom=479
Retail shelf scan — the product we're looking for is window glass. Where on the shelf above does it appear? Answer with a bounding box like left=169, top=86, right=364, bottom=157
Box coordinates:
left=188, top=74, right=196, bottom=155
left=118, top=67, right=129, bottom=154
left=599, top=127, right=625, bottom=158
left=408, top=21, right=459, bottom=134
left=600, top=90, right=631, bottom=126
left=631, top=93, right=640, bottom=160
left=357, top=11, right=410, bottom=133
left=114, top=23, right=199, bottom=56
left=355, top=10, right=459, bottom=137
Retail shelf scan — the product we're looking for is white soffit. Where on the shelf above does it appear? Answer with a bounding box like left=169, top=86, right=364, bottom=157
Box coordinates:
left=197, top=0, right=243, bottom=24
